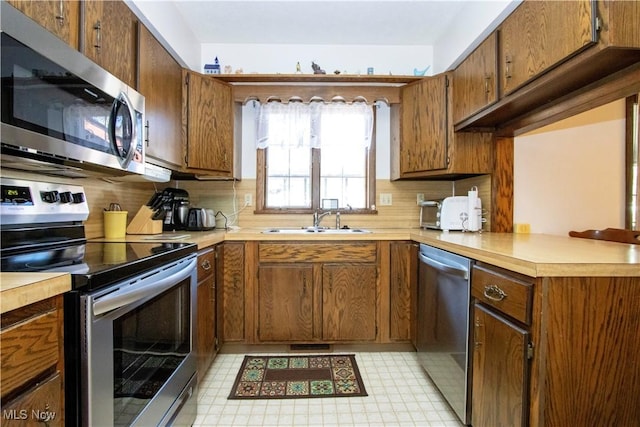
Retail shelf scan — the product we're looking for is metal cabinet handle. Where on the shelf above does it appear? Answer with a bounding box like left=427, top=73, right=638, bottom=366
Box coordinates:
left=94, top=20, right=102, bottom=51
left=474, top=317, right=483, bottom=348
left=201, top=259, right=212, bottom=270
left=302, top=275, right=307, bottom=293
left=483, top=284, right=507, bottom=301
left=145, top=120, right=150, bottom=147
left=55, top=0, right=64, bottom=23
left=505, top=56, right=512, bottom=80
left=484, top=75, right=491, bottom=94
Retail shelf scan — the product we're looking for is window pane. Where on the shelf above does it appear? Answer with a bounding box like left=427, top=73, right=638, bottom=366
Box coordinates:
left=266, top=147, right=311, bottom=208
left=321, top=146, right=367, bottom=209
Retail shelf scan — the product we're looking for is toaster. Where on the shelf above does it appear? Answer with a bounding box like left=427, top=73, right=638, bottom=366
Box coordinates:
left=186, top=208, right=216, bottom=231
left=420, top=196, right=469, bottom=231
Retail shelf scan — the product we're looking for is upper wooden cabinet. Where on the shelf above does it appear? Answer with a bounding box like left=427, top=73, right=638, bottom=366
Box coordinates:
left=500, top=0, right=596, bottom=96
left=455, top=0, right=640, bottom=133
left=452, top=32, right=498, bottom=124
left=182, top=71, right=237, bottom=178
left=6, top=0, right=80, bottom=49
left=391, top=73, right=494, bottom=179
left=137, top=24, right=183, bottom=169
left=81, top=0, right=138, bottom=88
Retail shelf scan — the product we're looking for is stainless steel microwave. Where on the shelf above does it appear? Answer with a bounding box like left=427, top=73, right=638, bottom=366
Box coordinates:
left=0, top=2, right=145, bottom=178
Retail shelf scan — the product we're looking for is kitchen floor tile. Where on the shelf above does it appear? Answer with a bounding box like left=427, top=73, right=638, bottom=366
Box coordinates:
left=194, top=352, right=463, bottom=427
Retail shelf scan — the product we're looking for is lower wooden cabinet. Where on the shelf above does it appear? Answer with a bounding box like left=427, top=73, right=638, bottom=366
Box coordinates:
left=217, top=242, right=245, bottom=343
left=257, top=264, right=314, bottom=341
left=1, top=295, right=64, bottom=426
left=472, top=303, right=529, bottom=427
left=256, top=242, right=378, bottom=343
left=322, top=263, right=376, bottom=341
left=196, top=247, right=216, bottom=382
left=389, top=241, right=416, bottom=342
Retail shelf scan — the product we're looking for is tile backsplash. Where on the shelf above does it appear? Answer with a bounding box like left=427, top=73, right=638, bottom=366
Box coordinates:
left=2, top=170, right=491, bottom=237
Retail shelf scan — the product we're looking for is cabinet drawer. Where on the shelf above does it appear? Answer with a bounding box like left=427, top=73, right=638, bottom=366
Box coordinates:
left=1, top=373, right=62, bottom=426
left=472, top=264, right=533, bottom=325
left=1, top=307, right=60, bottom=398
left=197, top=249, right=215, bottom=281
left=259, top=242, right=377, bottom=263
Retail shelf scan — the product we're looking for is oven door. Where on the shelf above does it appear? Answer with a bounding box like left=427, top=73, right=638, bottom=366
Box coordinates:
left=81, top=255, right=197, bottom=427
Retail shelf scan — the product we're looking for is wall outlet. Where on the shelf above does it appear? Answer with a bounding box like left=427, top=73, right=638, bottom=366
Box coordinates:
left=244, top=193, right=253, bottom=206
left=417, top=193, right=425, bottom=205
left=379, top=193, right=392, bottom=206
left=514, top=223, right=530, bottom=234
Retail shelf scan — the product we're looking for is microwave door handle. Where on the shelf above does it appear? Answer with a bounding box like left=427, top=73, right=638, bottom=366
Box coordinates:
left=109, top=91, right=136, bottom=169
left=419, top=252, right=469, bottom=280
left=92, top=258, right=196, bottom=316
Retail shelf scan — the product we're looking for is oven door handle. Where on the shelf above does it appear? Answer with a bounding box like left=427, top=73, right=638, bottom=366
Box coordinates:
left=92, top=258, right=196, bottom=316
left=419, top=252, right=469, bottom=280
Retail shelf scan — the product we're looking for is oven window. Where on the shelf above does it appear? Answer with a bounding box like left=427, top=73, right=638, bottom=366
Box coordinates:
left=112, top=279, right=190, bottom=426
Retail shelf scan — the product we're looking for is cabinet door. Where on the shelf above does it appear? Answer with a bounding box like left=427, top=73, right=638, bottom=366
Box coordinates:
left=217, top=242, right=245, bottom=343
left=1, top=373, right=62, bottom=427
left=137, top=24, right=182, bottom=168
left=258, top=264, right=314, bottom=342
left=453, top=32, right=498, bottom=124
left=389, top=242, right=416, bottom=342
left=322, top=264, right=377, bottom=341
left=472, top=303, right=529, bottom=427
left=82, top=0, right=137, bottom=88
left=500, top=0, right=595, bottom=95
left=400, top=75, right=448, bottom=174
left=185, top=72, right=234, bottom=174
left=7, top=0, right=80, bottom=48
left=196, top=250, right=216, bottom=381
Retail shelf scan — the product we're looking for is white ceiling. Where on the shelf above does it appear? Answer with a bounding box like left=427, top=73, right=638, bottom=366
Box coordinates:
left=171, top=0, right=471, bottom=46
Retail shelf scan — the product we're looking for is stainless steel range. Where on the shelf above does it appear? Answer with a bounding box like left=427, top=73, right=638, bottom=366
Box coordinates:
left=0, top=177, right=198, bottom=426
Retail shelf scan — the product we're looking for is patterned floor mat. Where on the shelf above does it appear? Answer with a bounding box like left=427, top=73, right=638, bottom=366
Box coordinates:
left=228, top=354, right=368, bottom=399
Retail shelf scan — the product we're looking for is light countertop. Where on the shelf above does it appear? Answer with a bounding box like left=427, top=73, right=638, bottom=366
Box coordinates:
left=6, top=228, right=638, bottom=313
left=0, top=272, right=70, bottom=314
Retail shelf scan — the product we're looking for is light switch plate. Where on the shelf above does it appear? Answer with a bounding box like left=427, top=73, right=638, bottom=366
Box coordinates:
left=379, top=193, right=392, bottom=206
left=417, top=193, right=424, bottom=205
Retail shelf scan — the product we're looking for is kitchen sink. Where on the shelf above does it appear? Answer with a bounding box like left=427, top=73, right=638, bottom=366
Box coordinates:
left=262, top=227, right=372, bottom=234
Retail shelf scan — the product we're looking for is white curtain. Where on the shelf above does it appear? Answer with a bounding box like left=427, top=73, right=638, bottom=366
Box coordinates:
left=256, top=100, right=373, bottom=150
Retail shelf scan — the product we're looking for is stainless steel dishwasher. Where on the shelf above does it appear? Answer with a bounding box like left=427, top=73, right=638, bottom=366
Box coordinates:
left=417, top=244, right=472, bottom=425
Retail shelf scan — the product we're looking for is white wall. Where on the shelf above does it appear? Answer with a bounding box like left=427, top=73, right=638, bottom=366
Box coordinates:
left=239, top=101, right=393, bottom=180
left=200, top=44, right=433, bottom=76
left=514, top=100, right=626, bottom=236
left=127, top=0, right=201, bottom=70
left=433, top=0, right=518, bottom=72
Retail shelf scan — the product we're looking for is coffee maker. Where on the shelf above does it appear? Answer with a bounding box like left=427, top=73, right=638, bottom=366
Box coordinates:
left=160, top=188, right=190, bottom=231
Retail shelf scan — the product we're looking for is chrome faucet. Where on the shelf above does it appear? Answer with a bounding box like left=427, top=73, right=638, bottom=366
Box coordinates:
left=313, top=210, right=332, bottom=228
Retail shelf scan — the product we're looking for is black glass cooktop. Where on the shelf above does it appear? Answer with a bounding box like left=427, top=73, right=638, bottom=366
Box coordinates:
left=1, top=241, right=196, bottom=292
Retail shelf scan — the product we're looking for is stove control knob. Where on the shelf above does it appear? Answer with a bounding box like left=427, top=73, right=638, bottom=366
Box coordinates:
left=60, top=191, right=73, bottom=203
left=41, top=190, right=60, bottom=203
left=72, top=192, right=86, bottom=204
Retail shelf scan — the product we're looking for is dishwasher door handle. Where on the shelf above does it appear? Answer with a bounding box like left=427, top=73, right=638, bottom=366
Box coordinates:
left=419, top=252, right=469, bottom=279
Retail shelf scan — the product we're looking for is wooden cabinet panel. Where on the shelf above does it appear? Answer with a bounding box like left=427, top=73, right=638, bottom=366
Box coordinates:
left=499, top=0, right=595, bottom=96
left=1, top=307, right=59, bottom=398
left=399, top=75, right=448, bottom=174
left=472, top=303, right=529, bottom=427
left=257, top=264, right=314, bottom=341
left=258, top=242, right=377, bottom=263
left=389, top=241, right=415, bottom=342
left=137, top=24, right=182, bottom=168
left=6, top=0, right=80, bottom=48
left=82, top=0, right=137, bottom=88
left=453, top=32, right=498, bottom=124
left=1, top=373, right=62, bottom=426
left=322, top=264, right=377, bottom=341
left=196, top=248, right=216, bottom=382
left=217, top=242, right=245, bottom=342
left=184, top=71, right=234, bottom=174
